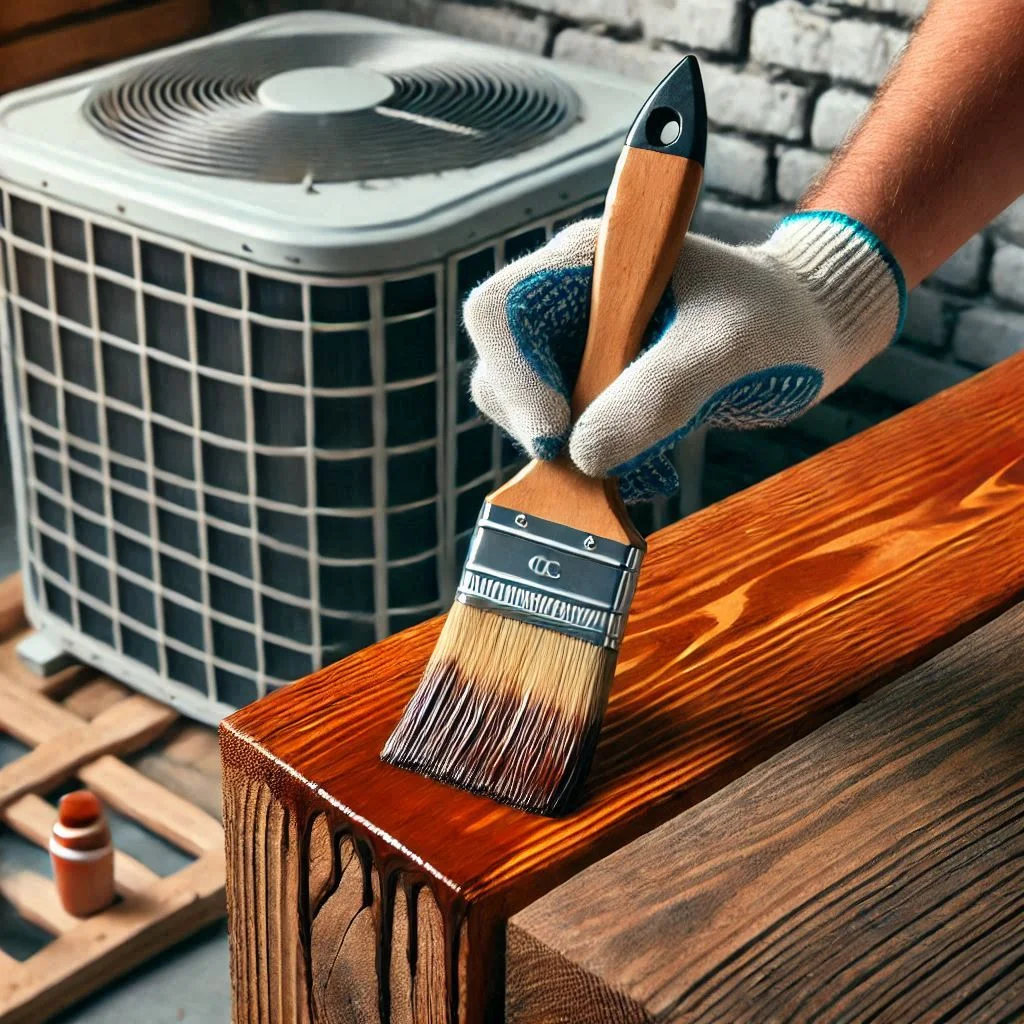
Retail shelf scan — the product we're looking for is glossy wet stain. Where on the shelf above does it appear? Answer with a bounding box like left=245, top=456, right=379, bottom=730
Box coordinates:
left=223, top=353, right=1024, bottom=1021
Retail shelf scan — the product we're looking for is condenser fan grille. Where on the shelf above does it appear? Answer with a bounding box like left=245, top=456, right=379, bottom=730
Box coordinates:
left=82, top=34, right=581, bottom=183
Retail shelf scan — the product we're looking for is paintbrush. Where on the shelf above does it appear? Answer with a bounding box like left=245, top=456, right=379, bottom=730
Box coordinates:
left=381, top=56, right=707, bottom=816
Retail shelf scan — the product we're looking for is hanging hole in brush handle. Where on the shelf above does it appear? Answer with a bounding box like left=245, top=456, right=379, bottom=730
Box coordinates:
left=570, top=55, right=707, bottom=418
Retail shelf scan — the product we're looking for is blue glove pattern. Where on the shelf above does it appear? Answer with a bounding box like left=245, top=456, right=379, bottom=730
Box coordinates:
left=505, top=263, right=821, bottom=502
left=467, top=213, right=905, bottom=504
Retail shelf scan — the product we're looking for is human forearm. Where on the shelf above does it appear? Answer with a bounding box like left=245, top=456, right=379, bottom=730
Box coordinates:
left=801, top=0, right=1024, bottom=288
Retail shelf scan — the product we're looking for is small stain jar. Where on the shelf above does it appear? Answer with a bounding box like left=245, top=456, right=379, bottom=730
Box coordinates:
left=50, top=790, right=115, bottom=917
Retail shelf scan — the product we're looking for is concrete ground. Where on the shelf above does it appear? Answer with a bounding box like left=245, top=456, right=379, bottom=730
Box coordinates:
left=0, top=389, right=231, bottom=1022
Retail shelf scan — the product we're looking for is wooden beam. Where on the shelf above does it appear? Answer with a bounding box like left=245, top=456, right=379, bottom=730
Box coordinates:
left=507, top=602, right=1024, bottom=1022
left=0, top=0, right=209, bottom=94
left=222, top=352, right=1024, bottom=1022
left=0, top=851, right=225, bottom=1024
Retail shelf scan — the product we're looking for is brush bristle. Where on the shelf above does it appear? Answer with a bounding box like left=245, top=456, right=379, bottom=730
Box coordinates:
left=381, top=602, right=616, bottom=816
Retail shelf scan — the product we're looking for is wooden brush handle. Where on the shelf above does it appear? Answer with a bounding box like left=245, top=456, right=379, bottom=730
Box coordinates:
left=490, top=56, right=707, bottom=544
left=573, top=54, right=707, bottom=416
left=571, top=147, right=703, bottom=416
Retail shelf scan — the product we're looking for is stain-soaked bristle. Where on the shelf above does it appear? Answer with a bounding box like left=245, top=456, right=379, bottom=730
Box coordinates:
left=381, top=602, right=616, bottom=816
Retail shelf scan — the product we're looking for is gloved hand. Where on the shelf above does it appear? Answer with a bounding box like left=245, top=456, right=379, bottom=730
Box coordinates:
left=466, top=210, right=906, bottom=502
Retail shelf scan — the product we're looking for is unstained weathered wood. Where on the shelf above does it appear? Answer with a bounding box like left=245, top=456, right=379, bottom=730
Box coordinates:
left=223, top=769, right=458, bottom=1024
left=222, top=352, right=1024, bottom=1022
left=0, top=586, right=226, bottom=1023
left=507, top=602, right=1024, bottom=1023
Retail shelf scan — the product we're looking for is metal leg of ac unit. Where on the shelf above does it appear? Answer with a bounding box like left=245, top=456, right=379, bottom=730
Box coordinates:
left=675, top=427, right=706, bottom=517
left=16, top=630, right=77, bottom=677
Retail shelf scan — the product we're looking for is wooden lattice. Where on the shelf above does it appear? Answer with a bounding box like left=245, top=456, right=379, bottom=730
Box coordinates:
left=0, top=574, right=225, bottom=1024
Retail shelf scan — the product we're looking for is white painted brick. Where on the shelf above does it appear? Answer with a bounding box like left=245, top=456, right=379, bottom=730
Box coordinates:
left=776, top=147, right=829, bottom=203
left=326, top=0, right=437, bottom=28
left=432, top=3, right=550, bottom=53
left=811, top=87, right=870, bottom=150
left=830, top=19, right=908, bottom=87
left=750, top=1, right=834, bottom=76
left=519, top=0, right=639, bottom=28
left=993, top=196, right=1024, bottom=247
left=705, top=134, right=772, bottom=201
left=751, top=2, right=906, bottom=86
left=702, top=65, right=809, bottom=140
left=840, top=0, right=928, bottom=18
left=953, top=306, right=1024, bottom=368
left=852, top=346, right=970, bottom=406
left=643, top=0, right=745, bottom=55
left=900, top=286, right=947, bottom=349
left=930, top=234, right=988, bottom=292
left=691, top=198, right=780, bottom=244
left=989, top=244, right=1024, bottom=309
left=551, top=29, right=679, bottom=83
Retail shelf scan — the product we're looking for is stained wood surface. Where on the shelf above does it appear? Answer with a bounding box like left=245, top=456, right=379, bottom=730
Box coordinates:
left=223, top=351, right=1024, bottom=1020
left=507, top=602, right=1024, bottom=1023
left=0, top=0, right=209, bottom=94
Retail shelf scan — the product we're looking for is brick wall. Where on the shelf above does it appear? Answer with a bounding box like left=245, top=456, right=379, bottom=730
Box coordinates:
left=217, top=0, right=1024, bottom=501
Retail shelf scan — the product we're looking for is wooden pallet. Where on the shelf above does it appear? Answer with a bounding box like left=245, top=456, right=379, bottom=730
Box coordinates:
left=0, top=573, right=226, bottom=1024
left=0, top=0, right=210, bottom=95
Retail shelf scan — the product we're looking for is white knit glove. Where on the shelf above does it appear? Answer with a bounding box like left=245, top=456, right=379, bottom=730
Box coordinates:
left=466, top=211, right=906, bottom=502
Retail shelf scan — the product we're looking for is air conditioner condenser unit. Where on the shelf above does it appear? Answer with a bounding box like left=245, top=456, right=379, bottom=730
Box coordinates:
left=0, top=12, right=691, bottom=724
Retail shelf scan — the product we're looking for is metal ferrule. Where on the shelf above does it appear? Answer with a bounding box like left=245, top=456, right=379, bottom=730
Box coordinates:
left=455, top=503, right=644, bottom=650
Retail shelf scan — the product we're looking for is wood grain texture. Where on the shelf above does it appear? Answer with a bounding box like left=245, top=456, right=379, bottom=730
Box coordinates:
left=507, top=602, right=1024, bottom=1023
left=223, top=352, right=1024, bottom=1022
left=222, top=771, right=459, bottom=1024
left=0, top=0, right=209, bottom=94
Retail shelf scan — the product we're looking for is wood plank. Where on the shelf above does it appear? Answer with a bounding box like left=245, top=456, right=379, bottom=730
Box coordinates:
left=0, top=574, right=26, bottom=642
left=2, top=793, right=159, bottom=899
left=131, top=721, right=223, bottom=821
left=0, top=0, right=120, bottom=38
left=0, top=660, right=93, bottom=742
left=0, top=870, right=78, bottom=935
left=0, top=0, right=209, bottom=94
left=507, top=602, right=1024, bottom=1023
left=79, top=755, right=224, bottom=855
left=0, top=690, right=176, bottom=810
left=0, top=851, right=225, bottom=1024
left=0, top=628, right=92, bottom=697
left=223, top=351, right=1024, bottom=1021
left=0, top=658, right=223, bottom=853
left=62, top=677, right=133, bottom=720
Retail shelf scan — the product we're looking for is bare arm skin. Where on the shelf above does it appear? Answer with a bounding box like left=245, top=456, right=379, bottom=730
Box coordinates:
left=800, top=0, right=1024, bottom=289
